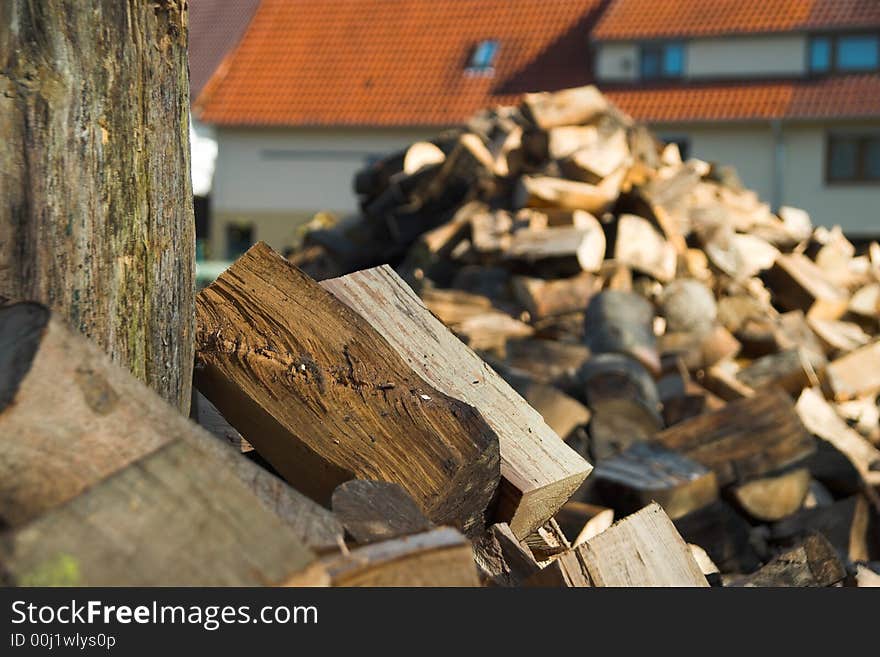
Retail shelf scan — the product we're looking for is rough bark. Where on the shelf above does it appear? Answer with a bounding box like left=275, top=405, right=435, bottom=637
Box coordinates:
left=0, top=0, right=195, bottom=412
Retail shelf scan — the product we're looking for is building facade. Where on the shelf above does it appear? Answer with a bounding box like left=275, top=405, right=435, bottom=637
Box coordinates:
left=194, top=0, right=880, bottom=258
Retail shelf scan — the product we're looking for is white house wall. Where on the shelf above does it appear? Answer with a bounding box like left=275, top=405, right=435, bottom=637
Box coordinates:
left=210, top=127, right=432, bottom=256
left=686, top=35, right=807, bottom=78
left=213, top=127, right=432, bottom=215
left=656, top=122, right=880, bottom=235
left=783, top=122, right=880, bottom=237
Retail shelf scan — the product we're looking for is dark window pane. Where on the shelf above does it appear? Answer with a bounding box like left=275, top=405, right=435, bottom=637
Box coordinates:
left=837, top=36, right=879, bottom=71
left=663, top=43, right=685, bottom=77
left=865, top=138, right=880, bottom=179
left=226, top=224, right=253, bottom=260
left=641, top=48, right=662, bottom=79
left=809, top=37, right=831, bottom=72
left=828, top=137, right=860, bottom=180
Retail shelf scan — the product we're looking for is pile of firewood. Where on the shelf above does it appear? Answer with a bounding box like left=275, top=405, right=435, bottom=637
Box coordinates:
left=2, top=86, right=878, bottom=587
left=287, top=85, right=880, bottom=586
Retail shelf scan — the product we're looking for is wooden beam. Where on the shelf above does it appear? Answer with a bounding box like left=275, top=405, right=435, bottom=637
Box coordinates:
left=321, top=265, right=591, bottom=539
left=195, top=243, right=500, bottom=536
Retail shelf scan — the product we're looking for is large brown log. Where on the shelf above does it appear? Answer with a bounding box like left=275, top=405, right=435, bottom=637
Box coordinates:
left=195, top=243, right=500, bottom=536
left=0, top=302, right=343, bottom=554
left=0, top=0, right=194, bottom=412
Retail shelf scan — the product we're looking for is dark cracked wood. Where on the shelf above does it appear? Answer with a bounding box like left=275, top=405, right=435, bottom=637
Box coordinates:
left=195, top=243, right=501, bottom=536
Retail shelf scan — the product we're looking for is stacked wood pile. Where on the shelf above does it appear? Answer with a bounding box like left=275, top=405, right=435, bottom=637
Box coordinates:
left=285, top=85, right=880, bottom=586
left=3, top=85, right=878, bottom=587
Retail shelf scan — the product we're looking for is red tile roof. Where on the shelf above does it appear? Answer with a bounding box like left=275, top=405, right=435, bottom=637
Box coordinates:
left=188, top=0, right=261, bottom=102
left=593, top=0, right=880, bottom=41
left=195, top=0, right=604, bottom=127
left=606, top=75, right=880, bottom=123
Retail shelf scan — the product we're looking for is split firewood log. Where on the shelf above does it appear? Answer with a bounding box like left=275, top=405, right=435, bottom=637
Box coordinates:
left=195, top=243, right=500, bottom=536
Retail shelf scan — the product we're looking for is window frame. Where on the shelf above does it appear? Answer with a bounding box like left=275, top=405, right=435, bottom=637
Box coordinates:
left=825, top=132, right=880, bottom=185
left=808, top=32, right=880, bottom=75
left=639, top=41, right=686, bottom=81
left=467, top=39, right=499, bottom=73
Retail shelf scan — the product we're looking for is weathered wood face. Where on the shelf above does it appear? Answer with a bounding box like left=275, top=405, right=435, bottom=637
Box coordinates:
left=195, top=243, right=501, bottom=536
left=0, top=0, right=195, bottom=412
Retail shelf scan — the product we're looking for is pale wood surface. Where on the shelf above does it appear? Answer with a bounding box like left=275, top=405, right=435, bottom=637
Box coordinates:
left=0, top=441, right=315, bottom=586
left=796, top=388, right=880, bottom=507
left=730, top=467, right=811, bottom=522
left=577, top=504, right=709, bottom=587
left=0, top=302, right=344, bottom=552
left=614, top=214, right=677, bottom=283
left=322, top=265, right=591, bottom=538
left=316, top=527, right=480, bottom=587
left=824, top=341, right=880, bottom=401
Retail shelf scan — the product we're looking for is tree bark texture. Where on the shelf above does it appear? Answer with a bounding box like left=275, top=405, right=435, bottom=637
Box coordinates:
left=0, top=0, right=195, bottom=412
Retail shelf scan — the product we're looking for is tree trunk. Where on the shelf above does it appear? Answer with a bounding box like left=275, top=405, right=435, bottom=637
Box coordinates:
left=0, top=0, right=195, bottom=412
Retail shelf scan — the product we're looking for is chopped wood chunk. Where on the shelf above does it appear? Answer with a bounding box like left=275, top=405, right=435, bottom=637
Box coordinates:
left=0, top=441, right=316, bottom=586
left=763, top=254, right=850, bottom=320
left=614, top=214, right=677, bottom=283
left=577, top=504, right=709, bottom=587
left=823, top=341, right=880, bottom=401
left=654, top=389, right=815, bottom=486
left=729, top=467, right=811, bottom=522
left=512, top=272, right=596, bottom=320
left=313, top=527, right=480, bottom=587
left=195, top=243, right=500, bottom=536
left=593, top=442, right=719, bottom=520
left=331, top=480, right=433, bottom=544
left=729, top=533, right=846, bottom=587
left=583, top=290, right=659, bottom=375
left=322, top=265, right=591, bottom=538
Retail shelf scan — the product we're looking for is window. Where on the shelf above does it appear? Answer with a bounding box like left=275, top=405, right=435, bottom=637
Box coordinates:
left=837, top=35, right=879, bottom=70
left=225, top=223, right=254, bottom=260
left=827, top=134, right=880, bottom=183
left=468, top=40, right=499, bottom=71
left=809, top=34, right=880, bottom=73
left=809, top=37, right=832, bottom=73
left=640, top=42, right=684, bottom=80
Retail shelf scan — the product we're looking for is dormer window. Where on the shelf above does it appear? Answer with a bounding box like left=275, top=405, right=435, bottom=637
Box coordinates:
left=468, top=40, right=499, bottom=72
left=640, top=42, right=685, bottom=80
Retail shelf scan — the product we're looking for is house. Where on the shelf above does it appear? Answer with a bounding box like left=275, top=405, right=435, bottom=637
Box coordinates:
left=595, top=0, right=880, bottom=239
left=193, top=0, right=880, bottom=259
left=188, top=0, right=262, bottom=260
